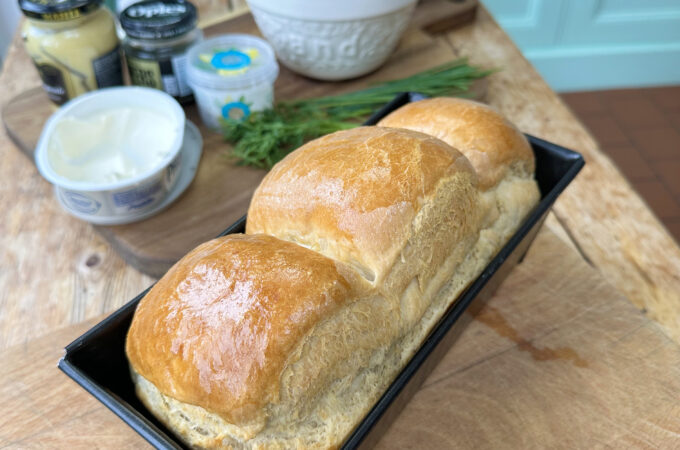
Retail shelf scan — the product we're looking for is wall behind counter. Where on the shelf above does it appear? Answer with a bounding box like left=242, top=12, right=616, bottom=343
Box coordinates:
left=483, top=0, right=680, bottom=92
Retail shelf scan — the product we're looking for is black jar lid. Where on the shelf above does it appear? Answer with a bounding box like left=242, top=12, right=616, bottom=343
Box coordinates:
left=19, top=0, right=102, bottom=21
left=121, top=0, right=198, bottom=40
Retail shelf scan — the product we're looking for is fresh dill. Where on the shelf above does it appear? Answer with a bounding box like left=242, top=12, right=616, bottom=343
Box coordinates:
left=221, top=58, right=493, bottom=168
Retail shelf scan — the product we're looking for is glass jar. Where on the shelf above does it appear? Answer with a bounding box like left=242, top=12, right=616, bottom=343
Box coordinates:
left=120, top=0, right=202, bottom=104
left=19, top=0, right=123, bottom=105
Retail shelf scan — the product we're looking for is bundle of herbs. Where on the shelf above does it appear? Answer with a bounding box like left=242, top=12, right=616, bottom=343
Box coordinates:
left=222, top=59, right=493, bottom=169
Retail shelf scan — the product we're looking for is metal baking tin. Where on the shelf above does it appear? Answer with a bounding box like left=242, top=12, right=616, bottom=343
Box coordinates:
left=58, top=92, right=585, bottom=449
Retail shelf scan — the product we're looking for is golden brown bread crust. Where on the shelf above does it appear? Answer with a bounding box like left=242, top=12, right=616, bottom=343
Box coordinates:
left=127, top=103, right=541, bottom=449
left=246, top=126, right=477, bottom=285
left=377, top=97, right=535, bottom=190
left=125, top=234, right=368, bottom=427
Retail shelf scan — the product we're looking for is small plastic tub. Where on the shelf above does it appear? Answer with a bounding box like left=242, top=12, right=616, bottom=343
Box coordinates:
left=35, top=86, right=186, bottom=225
left=186, top=34, right=279, bottom=130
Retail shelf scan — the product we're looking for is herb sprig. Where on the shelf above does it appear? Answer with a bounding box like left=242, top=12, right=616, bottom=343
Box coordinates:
left=222, top=59, right=493, bottom=169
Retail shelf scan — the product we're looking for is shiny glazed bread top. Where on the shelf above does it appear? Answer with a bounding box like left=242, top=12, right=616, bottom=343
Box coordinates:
left=125, top=234, right=371, bottom=426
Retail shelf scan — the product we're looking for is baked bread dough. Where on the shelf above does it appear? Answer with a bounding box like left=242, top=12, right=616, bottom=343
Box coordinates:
left=126, top=101, right=540, bottom=449
left=246, top=126, right=481, bottom=316
left=379, top=97, right=540, bottom=259
left=378, top=97, right=535, bottom=190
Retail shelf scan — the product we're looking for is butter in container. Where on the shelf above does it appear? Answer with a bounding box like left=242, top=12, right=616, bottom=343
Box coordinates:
left=19, top=0, right=124, bottom=105
left=121, top=0, right=202, bottom=104
left=186, top=34, right=279, bottom=130
left=35, top=87, right=203, bottom=225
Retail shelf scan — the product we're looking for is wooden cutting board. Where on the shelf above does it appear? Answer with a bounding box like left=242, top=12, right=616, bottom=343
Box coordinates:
left=2, top=229, right=679, bottom=448
left=1, top=0, right=480, bottom=277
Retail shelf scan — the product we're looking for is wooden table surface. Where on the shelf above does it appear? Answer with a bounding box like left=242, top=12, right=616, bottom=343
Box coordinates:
left=1, top=5, right=679, bottom=448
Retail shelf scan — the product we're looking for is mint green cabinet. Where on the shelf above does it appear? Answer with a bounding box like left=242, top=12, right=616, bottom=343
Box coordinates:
left=483, top=0, right=680, bottom=91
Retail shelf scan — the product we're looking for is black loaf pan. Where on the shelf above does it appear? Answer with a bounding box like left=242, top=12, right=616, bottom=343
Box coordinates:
left=59, top=92, right=585, bottom=449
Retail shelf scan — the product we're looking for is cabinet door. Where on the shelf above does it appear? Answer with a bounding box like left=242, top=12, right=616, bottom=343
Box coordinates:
left=483, top=0, right=680, bottom=91
left=561, top=0, right=680, bottom=46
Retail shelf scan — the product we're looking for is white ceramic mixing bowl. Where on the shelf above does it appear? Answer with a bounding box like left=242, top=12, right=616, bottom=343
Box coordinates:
left=247, top=0, right=417, bottom=80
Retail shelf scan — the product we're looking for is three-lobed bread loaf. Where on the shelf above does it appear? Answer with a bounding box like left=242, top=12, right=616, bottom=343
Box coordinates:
left=126, top=98, right=540, bottom=449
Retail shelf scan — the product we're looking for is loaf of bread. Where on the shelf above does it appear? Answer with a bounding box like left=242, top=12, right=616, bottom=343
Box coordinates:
left=126, top=98, right=540, bottom=449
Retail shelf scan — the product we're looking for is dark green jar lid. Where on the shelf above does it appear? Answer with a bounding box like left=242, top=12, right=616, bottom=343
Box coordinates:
left=19, top=0, right=102, bottom=21
left=121, top=0, right=198, bottom=40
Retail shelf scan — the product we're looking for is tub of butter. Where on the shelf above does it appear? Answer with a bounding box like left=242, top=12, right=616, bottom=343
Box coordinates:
left=36, top=86, right=201, bottom=225
left=186, top=34, right=279, bottom=130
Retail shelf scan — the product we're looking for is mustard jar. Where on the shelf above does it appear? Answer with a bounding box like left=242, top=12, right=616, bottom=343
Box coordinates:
left=19, top=0, right=124, bottom=105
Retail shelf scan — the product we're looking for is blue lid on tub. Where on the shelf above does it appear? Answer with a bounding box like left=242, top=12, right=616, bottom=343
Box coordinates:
left=186, top=34, right=279, bottom=90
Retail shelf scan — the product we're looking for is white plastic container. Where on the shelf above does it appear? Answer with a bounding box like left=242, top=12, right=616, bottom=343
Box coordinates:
left=186, top=34, right=279, bottom=131
left=35, top=86, right=188, bottom=225
left=247, top=0, right=417, bottom=80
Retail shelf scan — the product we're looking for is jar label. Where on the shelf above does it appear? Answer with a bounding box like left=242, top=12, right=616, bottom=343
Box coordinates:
left=92, top=46, right=124, bottom=88
left=34, top=62, right=68, bottom=105
left=112, top=179, right=163, bottom=212
left=127, top=54, right=192, bottom=98
left=167, top=54, right=191, bottom=98
left=128, top=56, right=163, bottom=90
left=59, top=191, right=102, bottom=215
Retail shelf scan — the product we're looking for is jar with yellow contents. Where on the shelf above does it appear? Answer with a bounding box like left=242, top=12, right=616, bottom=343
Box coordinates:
left=19, top=0, right=124, bottom=105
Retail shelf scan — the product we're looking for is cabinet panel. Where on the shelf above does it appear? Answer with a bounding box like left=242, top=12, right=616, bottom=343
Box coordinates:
left=600, top=0, right=680, bottom=15
left=561, top=0, right=680, bottom=46
left=483, top=0, right=680, bottom=91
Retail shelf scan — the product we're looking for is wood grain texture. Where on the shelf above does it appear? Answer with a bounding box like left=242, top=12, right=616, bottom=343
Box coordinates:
left=442, top=8, right=680, bottom=342
left=194, top=0, right=248, bottom=29
left=0, top=318, right=149, bottom=449
left=410, top=0, right=478, bottom=35
left=2, top=6, right=480, bottom=278
left=376, top=228, right=680, bottom=449
left=1, top=230, right=679, bottom=448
